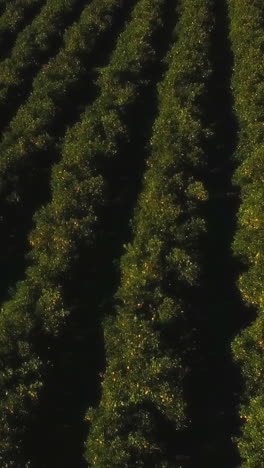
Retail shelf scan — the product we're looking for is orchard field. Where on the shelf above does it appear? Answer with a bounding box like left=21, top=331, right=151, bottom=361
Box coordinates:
left=0, top=0, right=263, bottom=466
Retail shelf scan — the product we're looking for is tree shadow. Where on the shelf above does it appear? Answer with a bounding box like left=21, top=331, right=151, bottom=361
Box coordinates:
left=184, top=1, right=252, bottom=467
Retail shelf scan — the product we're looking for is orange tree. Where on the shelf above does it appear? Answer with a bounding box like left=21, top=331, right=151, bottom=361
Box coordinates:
left=0, top=0, right=167, bottom=464
left=0, top=0, right=85, bottom=124
left=0, top=0, right=126, bottom=188
left=228, top=0, right=264, bottom=466
left=0, top=0, right=127, bottom=306
left=85, top=0, right=213, bottom=465
left=0, top=0, right=44, bottom=56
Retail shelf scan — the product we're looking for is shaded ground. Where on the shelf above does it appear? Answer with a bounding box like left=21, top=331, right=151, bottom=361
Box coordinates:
left=185, top=1, right=248, bottom=467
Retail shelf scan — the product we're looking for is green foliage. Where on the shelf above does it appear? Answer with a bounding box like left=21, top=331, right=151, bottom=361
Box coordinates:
left=0, top=0, right=84, bottom=115
left=85, top=0, right=212, bottom=465
left=0, top=0, right=167, bottom=463
left=228, top=0, right=264, bottom=465
left=0, top=0, right=261, bottom=464
left=0, top=0, right=44, bottom=50
left=236, top=396, right=264, bottom=468
left=0, top=0, right=125, bottom=192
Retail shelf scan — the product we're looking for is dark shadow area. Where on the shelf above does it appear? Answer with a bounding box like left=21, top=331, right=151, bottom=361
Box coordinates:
left=185, top=1, right=250, bottom=467
left=0, top=1, right=46, bottom=61
left=22, top=2, right=180, bottom=466
left=0, top=0, right=92, bottom=132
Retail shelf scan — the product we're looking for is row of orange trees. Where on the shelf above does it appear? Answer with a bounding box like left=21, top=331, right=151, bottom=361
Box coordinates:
left=0, top=0, right=127, bottom=310
left=229, top=0, right=264, bottom=466
left=0, top=0, right=168, bottom=464
left=85, top=0, right=213, bottom=465
left=0, top=0, right=263, bottom=465
left=0, top=0, right=127, bottom=192
left=0, top=0, right=44, bottom=57
left=0, top=0, right=87, bottom=126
